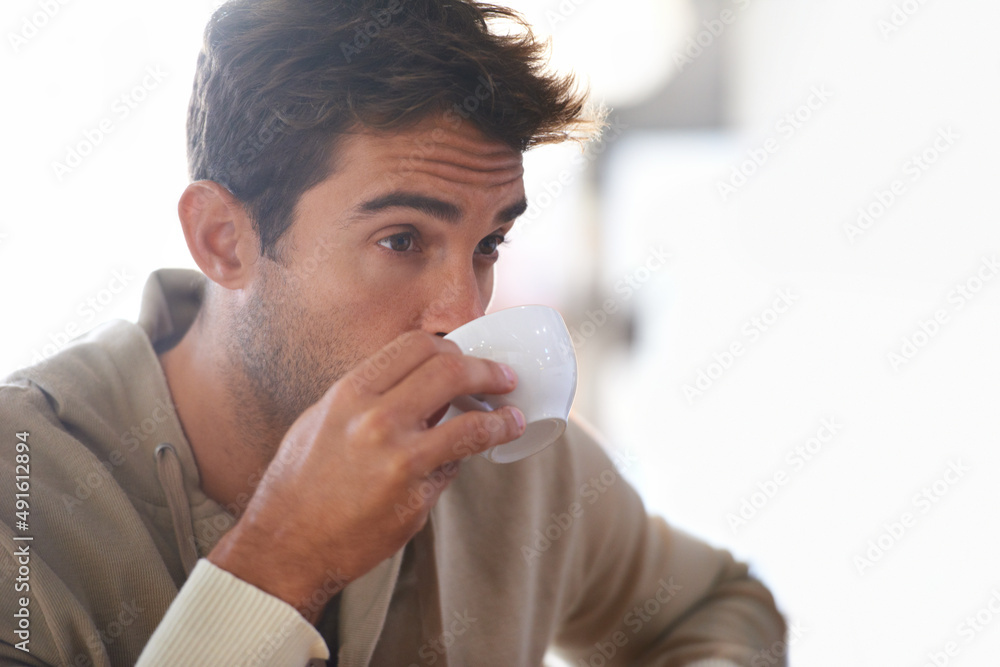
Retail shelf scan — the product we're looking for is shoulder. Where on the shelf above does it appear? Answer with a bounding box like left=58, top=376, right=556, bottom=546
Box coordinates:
left=0, top=319, right=187, bottom=498
left=3, top=319, right=153, bottom=428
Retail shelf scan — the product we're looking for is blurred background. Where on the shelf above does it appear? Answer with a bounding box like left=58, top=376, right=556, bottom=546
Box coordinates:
left=3, top=0, right=1000, bottom=664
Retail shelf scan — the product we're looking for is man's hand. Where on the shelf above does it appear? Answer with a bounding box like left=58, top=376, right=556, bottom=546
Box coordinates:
left=207, top=330, right=525, bottom=622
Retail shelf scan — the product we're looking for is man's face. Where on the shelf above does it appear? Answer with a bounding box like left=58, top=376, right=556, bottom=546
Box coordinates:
left=225, top=113, right=527, bottom=441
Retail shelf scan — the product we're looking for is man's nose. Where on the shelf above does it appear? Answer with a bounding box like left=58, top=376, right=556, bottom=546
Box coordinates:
left=423, top=271, right=487, bottom=337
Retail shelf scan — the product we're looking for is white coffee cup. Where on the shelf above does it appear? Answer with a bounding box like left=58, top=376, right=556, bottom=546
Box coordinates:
left=442, top=305, right=577, bottom=464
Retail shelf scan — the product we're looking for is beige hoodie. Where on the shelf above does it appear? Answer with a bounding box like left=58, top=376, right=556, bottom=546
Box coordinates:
left=0, top=269, right=786, bottom=666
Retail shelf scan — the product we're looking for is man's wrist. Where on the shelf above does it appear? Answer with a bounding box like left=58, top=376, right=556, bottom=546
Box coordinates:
left=207, top=522, right=339, bottom=624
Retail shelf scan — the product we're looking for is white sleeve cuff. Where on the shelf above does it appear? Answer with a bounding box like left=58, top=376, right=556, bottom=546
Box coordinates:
left=136, top=558, right=330, bottom=666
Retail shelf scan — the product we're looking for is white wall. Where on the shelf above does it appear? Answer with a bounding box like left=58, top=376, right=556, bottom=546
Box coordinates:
left=547, top=2, right=1000, bottom=665
left=2, top=0, right=217, bottom=373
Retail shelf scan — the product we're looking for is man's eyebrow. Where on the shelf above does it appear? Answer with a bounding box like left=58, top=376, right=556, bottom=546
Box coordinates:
left=347, top=192, right=529, bottom=227
left=353, top=192, right=461, bottom=224
left=499, top=198, right=528, bottom=223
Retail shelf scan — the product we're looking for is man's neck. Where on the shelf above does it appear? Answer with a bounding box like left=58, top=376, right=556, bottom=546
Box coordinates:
left=158, top=321, right=271, bottom=516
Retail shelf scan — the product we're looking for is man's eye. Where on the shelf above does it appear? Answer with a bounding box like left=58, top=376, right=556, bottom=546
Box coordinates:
left=377, top=233, right=414, bottom=252
left=477, top=234, right=506, bottom=256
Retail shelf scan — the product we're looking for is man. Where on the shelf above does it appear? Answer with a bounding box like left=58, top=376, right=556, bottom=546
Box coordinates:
left=0, top=0, right=786, bottom=665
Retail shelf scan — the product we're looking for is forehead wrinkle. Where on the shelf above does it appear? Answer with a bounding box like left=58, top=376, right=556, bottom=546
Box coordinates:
left=388, top=149, right=522, bottom=177
left=405, top=160, right=524, bottom=187
left=423, top=139, right=520, bottom=163
left=385, top=134, right=522, bottom=169
left=365, top=159, right=523, bottom=193
left=419, top=155, right=522, bottom=174
left=422, top=144, right=523, bottom=171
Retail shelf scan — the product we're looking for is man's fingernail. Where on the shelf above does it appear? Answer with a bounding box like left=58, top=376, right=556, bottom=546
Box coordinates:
left=500, top=363, right=517, bottom=384
left=511, top=407, right=526, bottom=431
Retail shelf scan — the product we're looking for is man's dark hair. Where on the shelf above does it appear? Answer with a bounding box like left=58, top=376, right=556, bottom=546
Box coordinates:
left=187, top=0, right=595, bottom=261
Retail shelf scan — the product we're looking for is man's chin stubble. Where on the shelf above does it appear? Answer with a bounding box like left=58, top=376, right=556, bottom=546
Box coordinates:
left=221, top=270, right=354, bottom=459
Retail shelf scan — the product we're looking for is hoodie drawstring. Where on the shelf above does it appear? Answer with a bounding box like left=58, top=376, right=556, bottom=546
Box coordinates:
left=154, top=442, right=199, bottom=578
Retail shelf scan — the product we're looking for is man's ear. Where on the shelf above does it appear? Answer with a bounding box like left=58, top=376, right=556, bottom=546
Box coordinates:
left=177, top=181, right=260, bottom=290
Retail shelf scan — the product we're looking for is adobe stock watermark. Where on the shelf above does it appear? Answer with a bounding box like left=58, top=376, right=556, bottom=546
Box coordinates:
left=394, top=410, right=512, bottom=523
left=245, top=621, right=301, bottom=667
left=245, top=568, right=352, bottom=667
left=853, top=459, right=971, bottom=575
left=718, top=85, right=834, bottom=202
left=520, top=448, right=639, bottom=564
left=877, top=0, right=933, bottom=40
left=515, top=116, right=628, bottom=240
left=216, top=111, right=291, bottom=185
left=567, top=245, right=670, bottom=351
left=682, top=289, right=798, bottom=404
left=673, top=0, right=753, bottom=74
left=191, top=459, right=297, bottom=553
left=346, top=275, right=483, bottom=395
left=887, top=254, right=999, bottom=371
left=843, top=125, right=959, bottom=244
left=339, top=0, right=405, bottom=63
left=381, top=76, right=501, bottom=191
left=350, top=332, right=416, bottom=394
left=51, top=66, right=169, bottom=182
left=575, top=578, right=683, bottom=667
left=71, top=599, right=145, bottom=666
left=284, top=236, right=334, bottom=289
left=407, top=610, right=477, bottom=666
left=30, top=269, right=136, bottom=365
left=544, top=0, right=590, bottom=28
left=185, top=432, right=317, bottom=550
left=61, top=398, right=175, bottom=514
left=7, top=0, right=73, bottom=53
left=920, top=588, right=1000, bottom=667
left=727, top=418, right=843, bottom=534
left=750, top=621, right=807, bottom=667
